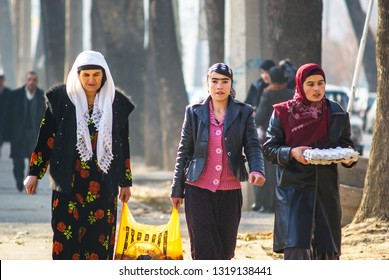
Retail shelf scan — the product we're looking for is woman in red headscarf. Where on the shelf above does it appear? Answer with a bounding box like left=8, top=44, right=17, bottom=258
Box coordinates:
left=263, top=63, right=357, bottom=260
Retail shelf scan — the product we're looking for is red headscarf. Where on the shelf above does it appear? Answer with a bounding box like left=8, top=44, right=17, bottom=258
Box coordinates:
left=273, top=63, right=329, bottom=148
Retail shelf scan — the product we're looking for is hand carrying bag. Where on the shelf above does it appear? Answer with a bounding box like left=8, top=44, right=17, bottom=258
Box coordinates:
left=114, top=203, right=183, bottom=260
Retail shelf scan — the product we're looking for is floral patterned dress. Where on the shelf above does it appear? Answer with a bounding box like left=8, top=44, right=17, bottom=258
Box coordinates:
left=30, top=107, right=132, bottom=260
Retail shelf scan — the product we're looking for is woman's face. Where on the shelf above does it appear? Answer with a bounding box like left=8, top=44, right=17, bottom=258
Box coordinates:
left=303, top=74, right=326, bottom=102
left=207, top=72, right=231, bottom=103
left=78, top=69, right=104, bottom=95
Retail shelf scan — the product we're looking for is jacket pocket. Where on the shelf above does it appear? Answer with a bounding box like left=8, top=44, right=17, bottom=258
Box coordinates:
left=185, top=157, right=205, bottom=182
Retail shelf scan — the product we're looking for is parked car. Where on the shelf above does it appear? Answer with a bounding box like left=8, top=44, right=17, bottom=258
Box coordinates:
left=325, top=84, right=350, bottom=110
left=354, top=92, right=376, bottom=131
left=365, top=98, right=376, bottom=134
left=325, top=85, right=364, bottom=155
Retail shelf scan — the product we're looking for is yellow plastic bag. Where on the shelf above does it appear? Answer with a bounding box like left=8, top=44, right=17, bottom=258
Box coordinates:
left=114, top=203, right=183, bottom=260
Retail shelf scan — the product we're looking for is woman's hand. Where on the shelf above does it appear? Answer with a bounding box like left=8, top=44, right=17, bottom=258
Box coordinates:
left=119, top=186, right=131, bottom=203
left=343, top=146, right=357, bottom=166
left=291, top=146, right=312, bottom=164
left=249, top=173, right=266, bottom=186
left=343, top=160, right=355, bottom=166
left=24, top=176, right=38, bottom=195
left=170, top=197, right=184, bottom=209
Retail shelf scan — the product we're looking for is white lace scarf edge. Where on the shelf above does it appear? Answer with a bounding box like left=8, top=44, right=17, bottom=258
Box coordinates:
left=75, top=106, right=113, bottom=174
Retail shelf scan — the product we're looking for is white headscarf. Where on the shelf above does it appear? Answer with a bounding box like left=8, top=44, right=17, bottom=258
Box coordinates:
left=66, top=50, right=115, bottom=173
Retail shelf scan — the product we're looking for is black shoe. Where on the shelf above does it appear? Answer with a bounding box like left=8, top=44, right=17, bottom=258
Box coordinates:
left=251, top=204, right=260, bottom=211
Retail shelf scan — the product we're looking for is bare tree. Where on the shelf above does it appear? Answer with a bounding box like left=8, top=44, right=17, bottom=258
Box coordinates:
left=33, top=24, right=47, bottom=89
left=92, top=0, right=146, bottom=156
left=149, top=0, right=188, bottom=170
left=353, top=0, right=389, bottom=223
left=91, top=3, right=106, bottom=54
left=144, top=27, right=163, bottom=167
left=40, top=0, right=66, bottom=86
left=204, top=0, right=225, bottom=64
left=267, top=0, right=322, bottom=66
left=345, top=0, right=377, bottom=92
left=12, top=0, right=33, bottom=85
left=64, top=0, right=83, bottom=79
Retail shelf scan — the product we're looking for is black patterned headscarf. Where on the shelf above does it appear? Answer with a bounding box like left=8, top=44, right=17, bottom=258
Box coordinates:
left=207, top=63, right=236, bottom=98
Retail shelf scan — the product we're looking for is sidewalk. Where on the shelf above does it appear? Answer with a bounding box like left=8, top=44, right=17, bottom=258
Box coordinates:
left=0, top=143, right=275, bottom=260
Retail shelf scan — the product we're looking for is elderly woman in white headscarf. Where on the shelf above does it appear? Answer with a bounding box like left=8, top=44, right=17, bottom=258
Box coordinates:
left=24, top=50, right=135, bottom=260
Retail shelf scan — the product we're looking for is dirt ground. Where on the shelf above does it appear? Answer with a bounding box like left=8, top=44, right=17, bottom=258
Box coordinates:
left=1, top=194, right=388, bottom=260
left=0, top=163, right=388, bottom=260
left=1, top=213, right=388, bottom=260
left=240, top=219, right=389, bottom=260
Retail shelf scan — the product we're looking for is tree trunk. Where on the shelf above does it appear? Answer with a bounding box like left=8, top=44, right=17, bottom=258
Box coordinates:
left=90, top=3, right=107, bottom=54
left=33, top=23, right=48, bottom=89
left=353, top=0, right=389, bottom=223
left=40, top=0, right=66, bottom=85
left=92, top=0, right=146, bottom=157
left=267, top=0, right=322, bottom=66
left=14, top=0, right=32, bottom=85
left=64, top=0, right=83, bottom=79
left=0, top=0, right=16, bottom=87
left=204, top=0, right=225, bottom=64
left=150, top=0, right=188, bottom=170
left=144, top=29, right=163, bottom=167
left=345, top=0, right=377, bottom=92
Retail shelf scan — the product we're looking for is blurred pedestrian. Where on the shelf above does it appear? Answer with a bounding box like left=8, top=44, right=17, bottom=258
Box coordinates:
left=170, top=63, right=266, bottom=260
left=0, top=73, right=12, bottom=157
left=244, top=59, right=275, bottom=211
left=24, top=50, right=135, bottom=260
left=278, top=58, right=297, bottom=90
left=244, top=59, right=276, bottom=112
left=263, top=63, right=357, bottom=260
left=9, top=71, right=45, bottom=192
left=253, top=66, right=294, bottom=213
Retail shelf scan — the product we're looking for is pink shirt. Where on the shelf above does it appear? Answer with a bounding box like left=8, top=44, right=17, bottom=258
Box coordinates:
left=186, top=101, right=241, bottom=192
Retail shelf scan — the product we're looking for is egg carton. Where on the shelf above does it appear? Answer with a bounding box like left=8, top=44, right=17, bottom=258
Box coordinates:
left=303, top=147, right=359, bottom=165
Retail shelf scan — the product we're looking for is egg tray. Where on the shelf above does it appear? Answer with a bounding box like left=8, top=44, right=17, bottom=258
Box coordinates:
left=303, top=147, right=359, bottom=165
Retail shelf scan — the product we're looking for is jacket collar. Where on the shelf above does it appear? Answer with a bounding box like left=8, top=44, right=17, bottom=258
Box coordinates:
left=193, top=95, right=240, bottom=132
left=224, top=96, right=240, bottom=133
left=193, top=96, right=210, bottom=126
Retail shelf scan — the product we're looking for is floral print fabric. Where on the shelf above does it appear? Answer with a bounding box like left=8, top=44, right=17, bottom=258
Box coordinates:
left=30, top=108, right=132, bottom=259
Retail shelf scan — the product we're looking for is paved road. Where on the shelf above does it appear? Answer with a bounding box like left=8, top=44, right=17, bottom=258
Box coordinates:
left=0, top=143, right=52, bottom=223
